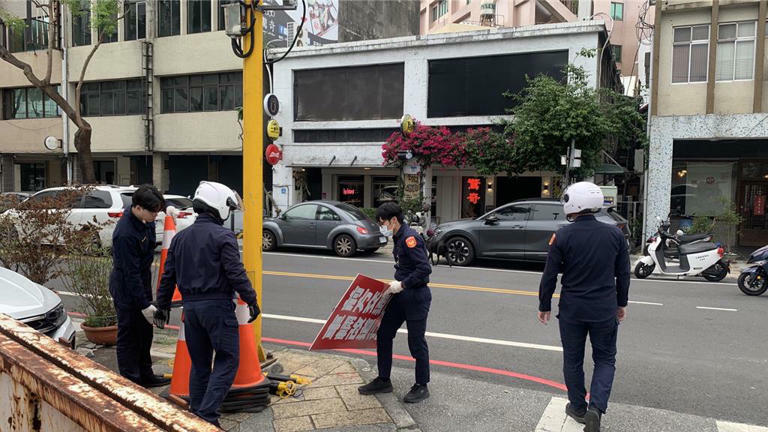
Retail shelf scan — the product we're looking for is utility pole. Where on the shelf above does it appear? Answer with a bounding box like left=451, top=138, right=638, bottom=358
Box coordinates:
left=241, top=0, right=265, bottom=358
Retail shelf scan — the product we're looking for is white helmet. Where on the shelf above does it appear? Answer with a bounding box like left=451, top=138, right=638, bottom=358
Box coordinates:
left=192, top=181, right=243, bottom=221
left=561, top=181, right=604, bottom=216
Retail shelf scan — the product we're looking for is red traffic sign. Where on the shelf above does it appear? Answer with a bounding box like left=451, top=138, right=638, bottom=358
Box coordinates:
left=265, top=143, right=282, bottom=165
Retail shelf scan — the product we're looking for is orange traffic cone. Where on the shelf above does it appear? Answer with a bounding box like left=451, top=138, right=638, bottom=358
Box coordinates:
left=157, top=208, right=182, bottom=307
left=221, top=297, right=270, bottom=413
left=164, top=312, right=192, bottom=408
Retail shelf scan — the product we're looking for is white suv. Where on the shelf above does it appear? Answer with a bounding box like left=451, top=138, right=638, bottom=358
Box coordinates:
left=12, top=185, right=138, bottom=248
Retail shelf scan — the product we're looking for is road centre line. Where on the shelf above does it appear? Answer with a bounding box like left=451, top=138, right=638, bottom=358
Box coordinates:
left=263, top=270, right=545, bottom=297
left=263, top=252, right=735, bottom=286
left=262, top=313, right=563, bottom=352
left=696, top=306, right=738, bottom=312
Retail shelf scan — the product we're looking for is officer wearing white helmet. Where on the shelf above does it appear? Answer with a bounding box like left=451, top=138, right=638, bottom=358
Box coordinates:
left=537, top=181, right=630, bottom=432
left=155, top=181, right=259, bottom=427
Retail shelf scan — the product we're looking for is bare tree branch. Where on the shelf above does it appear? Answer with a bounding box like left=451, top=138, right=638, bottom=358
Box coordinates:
left=74, top=33, right=102, bottom=125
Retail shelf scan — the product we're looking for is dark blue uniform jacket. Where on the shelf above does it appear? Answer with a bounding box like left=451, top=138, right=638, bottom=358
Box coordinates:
left=156, top=213, right=257, bottom=310
left=109, top=207, right=156, bottom=310
left=392, top=224, right=432, bottom=320
left=538, top=215, right=630, bottom=322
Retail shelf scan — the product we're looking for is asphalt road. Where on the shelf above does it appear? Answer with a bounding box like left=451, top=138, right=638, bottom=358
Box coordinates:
left=59, top=249, right=767, bottom=426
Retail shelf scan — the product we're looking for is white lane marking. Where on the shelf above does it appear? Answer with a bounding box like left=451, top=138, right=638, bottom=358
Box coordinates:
left=696, top=306, right=738, bottom=312
left=535, top=397, right=583, bottom=432
left=264, top=252, right=736, bottom=285
left=628, top=301, right=664, bottom=306
left=717, top=420, right=768, bottom=432
left=262, top=313, right=563, bottom=352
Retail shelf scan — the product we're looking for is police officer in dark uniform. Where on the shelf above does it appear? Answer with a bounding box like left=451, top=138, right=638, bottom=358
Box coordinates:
left=155, top=181, right=259, bottom=427
left=109, top=185, right=169, bottom=388
left=358, top=202, right=432, bottom=403
left=538, top=182, right=630, bottom=432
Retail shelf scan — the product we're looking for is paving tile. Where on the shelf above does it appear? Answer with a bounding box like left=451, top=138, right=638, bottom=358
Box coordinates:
left=335, top=384, right=382, bottom=410
left=302, top=386, right=339, bottom=401
left=271, top=398, right=347, bottom=419
left=273, top=416, right=315, bottom=432
left=328, top=362, right=357, bottom=374
left=310, top=372, right=363, bottom=388
left=311, top=408, right=391, bottom=429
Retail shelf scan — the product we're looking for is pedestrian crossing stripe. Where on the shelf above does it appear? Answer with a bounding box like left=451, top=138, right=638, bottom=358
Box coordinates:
left=535, top=397, right=768, bottom=432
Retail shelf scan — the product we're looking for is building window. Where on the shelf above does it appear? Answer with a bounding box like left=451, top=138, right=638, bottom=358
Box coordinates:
left=20, top=163, right=46, bottom=192
left=71, top=0, right=91, bottom=46
left=373, top=177, right=398, bottom=208
left=716, top=21, right=756, bottom=81
left=672, top=25, right=709, bottom=83
left=610, top=2, right=623, bottom=21
left=157, top=0, right=181, bottom=37
left=3, top=87, right=60, bottom=119
left=431, top=0, right=447, bottom=22
left=80, top=80, right=145, bottom=117
left=428, top=51, right=567, bottom=117
left=294, top=64, right=404, bottom=121
left=611, top=44, right=622, bottom=63
left=188, top=0, right=211, bottom=34
left=125, top=0, right=146, bottom=41
left=9, top=14, right=50, bottom=53
left=338, top=176, right=364, bottom=207
left=160, top=72, right=242, bottom=113
left=218, top=0, right=239, bottom=31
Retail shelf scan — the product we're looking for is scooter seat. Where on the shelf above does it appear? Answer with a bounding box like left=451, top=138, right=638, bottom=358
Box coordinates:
left=677, top=233, right=710, bottom=243
left=679, top=242, right=718, bottom=255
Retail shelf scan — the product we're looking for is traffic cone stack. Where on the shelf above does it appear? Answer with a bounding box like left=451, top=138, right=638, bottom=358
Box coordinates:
left=156, top=207, right=182, bottom=306
left=220, top=296, right=270, bottom=413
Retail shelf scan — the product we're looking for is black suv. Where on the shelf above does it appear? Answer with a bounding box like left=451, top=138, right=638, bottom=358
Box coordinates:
left=427, top=199, right=630, bottom=266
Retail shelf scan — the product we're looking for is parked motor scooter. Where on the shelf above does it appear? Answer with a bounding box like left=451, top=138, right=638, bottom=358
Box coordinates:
left=642, top=218, right=712, bottom=260
left=634, top=218, right=729, bottom=282
left=737, top=245, right=768, bottom=296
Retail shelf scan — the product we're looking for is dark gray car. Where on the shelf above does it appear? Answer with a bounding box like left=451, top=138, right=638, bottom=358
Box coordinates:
left=427, top=199, right=629, bottom=266
left=263, top=200, right=387, bottom=257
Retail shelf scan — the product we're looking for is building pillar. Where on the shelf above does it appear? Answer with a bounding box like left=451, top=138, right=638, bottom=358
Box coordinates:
left=754, top=0, right=767, bottom=112
left=705, top=0, right=719, bottom=114
left=1, top=155, right=14, bottom=192
left=272, top=164, right=294, bottom=213
left=643, top=118, right=674, bottom=240
left=363, top=174, right=373, bottom=208
left=152, top=152, right=167, bottom=192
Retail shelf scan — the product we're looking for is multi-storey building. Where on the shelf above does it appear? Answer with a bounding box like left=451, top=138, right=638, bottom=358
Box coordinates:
left=646, top=0, right=768, bottom=247
left=269, top=21, right=621, bottom=222
left=0, top=0, right=418, bottom=195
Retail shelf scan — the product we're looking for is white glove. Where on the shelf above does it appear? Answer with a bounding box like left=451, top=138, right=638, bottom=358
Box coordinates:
left=141, top=305, right=157, bottom=325
left=165, top=205, right=178, bottom=218
left=386, top=280, right=403, bottom=295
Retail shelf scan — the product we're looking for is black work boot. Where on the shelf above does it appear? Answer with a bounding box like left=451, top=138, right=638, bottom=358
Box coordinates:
left=140, top=374, right=171, bottom=388
left=583, top=406, right=602, bottom=432
left=358, top=377, right=393, bottom=395
left=403, top=384, right=430, bottom=403
left=565, top=403, right=586, bottom=424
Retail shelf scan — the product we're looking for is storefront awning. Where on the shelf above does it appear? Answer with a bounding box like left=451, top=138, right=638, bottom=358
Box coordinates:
left=594, top=163, right=627, bottom=175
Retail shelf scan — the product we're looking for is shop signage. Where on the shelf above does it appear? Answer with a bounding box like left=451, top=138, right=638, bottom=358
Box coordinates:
left=754, top=195, right=766, bottom=216
left=342, top=188, right=356, bottom=196
left=265, top=143, right=283, bottom=165
left=465, top=177, right=481, bottom=205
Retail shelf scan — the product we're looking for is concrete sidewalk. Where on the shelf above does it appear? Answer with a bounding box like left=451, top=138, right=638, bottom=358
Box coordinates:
left=74, top=320, right=766, bottom=432
left=74, top=320, right=418, bottom=432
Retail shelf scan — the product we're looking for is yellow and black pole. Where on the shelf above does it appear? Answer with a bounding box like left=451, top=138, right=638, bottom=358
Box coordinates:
left=241, top=0, right=266, bottom=360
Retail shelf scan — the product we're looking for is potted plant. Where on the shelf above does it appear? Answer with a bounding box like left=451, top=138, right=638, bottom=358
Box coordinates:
left=60, top=248, right=118, bottom=345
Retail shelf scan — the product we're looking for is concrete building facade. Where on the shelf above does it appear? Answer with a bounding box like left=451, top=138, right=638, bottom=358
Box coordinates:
left=269, top=21, right=619, bottom=223
left=0, top=0, right=419, bottom=196
left=646, top=0, right=768, bottom=248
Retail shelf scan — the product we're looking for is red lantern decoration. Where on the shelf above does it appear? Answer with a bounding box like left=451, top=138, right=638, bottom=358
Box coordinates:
left=265, top=143, right=282, bottom=166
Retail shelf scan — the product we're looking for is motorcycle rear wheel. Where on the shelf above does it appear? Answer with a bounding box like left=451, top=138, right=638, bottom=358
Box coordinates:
left=737, top=271, right=768, bottom=296
left=702, top=262, right=728, bottom=282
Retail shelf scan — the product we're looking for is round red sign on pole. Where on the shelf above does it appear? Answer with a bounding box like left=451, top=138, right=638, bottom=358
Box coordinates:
left=265, top=143, right=282, bottom=166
